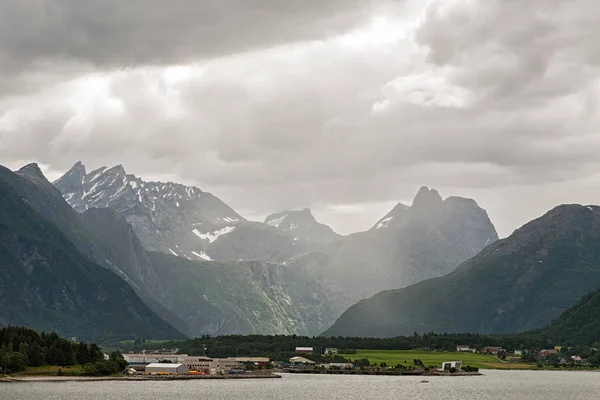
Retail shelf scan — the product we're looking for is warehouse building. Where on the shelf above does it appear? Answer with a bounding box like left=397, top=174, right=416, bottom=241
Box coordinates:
left=145, top=363, right=189, bottom=375
left=124, top=353, right=188, bottom=367
left=184, top=357, right=243, bottom=375
left=227, top=357, right=270, bottom=365
left=289, top=356, right=316, bottom=366
left=295, top=347, right=313, bottom=354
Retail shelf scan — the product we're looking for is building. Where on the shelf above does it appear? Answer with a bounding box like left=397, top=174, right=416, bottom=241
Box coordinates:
left=145, top=363, right=189, bottom=375
left=482, top=346, right=502, bottom=355
left=327, top=363, right=353, bottom=370
left=184, top=357, right=243, bottom=375
left=289, top=356, right=316, bottom=366
left=456, top=345, right=475, bottom=353
left=295, top=347, right=313, bottom=354
left=124, top=353, right=188, bottom=369
left=324, top=348, right=338, bottom=355
left=441, top=361, right=462, bottom=371
left=227, top=357, right=270, bottom=365
left=514, top=350, right=523, bottom=356
left=539, top=349, right=557, bottom=358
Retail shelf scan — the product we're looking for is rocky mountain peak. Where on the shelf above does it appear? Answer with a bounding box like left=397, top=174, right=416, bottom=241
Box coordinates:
left=412, top=186, right=443, bottom=210
left=264, top=208, right=340, bottom=244
left=54, top=162, right=246, bottom=260
left=17, top=163, right=48, bottom=184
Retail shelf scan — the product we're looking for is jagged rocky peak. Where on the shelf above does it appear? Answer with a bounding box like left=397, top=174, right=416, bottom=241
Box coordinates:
left=372, top=202, right=410, bottom=230
left=412, top=186, right=443, bottom=210
left=54, top=161, right=246, bottom=260
left=264, top=207, right=340, bottom=244
left=16, top=163, right=49, bottom=185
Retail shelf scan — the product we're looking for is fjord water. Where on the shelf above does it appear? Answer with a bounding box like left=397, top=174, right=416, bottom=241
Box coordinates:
left=2, top=370, right=600, bottom=400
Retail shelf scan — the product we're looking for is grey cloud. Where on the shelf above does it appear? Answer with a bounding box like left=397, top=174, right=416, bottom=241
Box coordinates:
left=0, top=0, right=387, bottom=74
left=2, top=0, right=600, bottom=237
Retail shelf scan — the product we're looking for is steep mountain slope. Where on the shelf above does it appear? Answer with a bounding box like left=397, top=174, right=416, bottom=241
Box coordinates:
left=324, top=204, right=600, bottom=337
left=0, top=164, right=188, bottom=335
left=265, top=208, right=340, bottom=244
left=0, top=177, right=184, bottom=341
left=80, top=207, right=334, bottom=335
left=54, top=162, right=312, bottom=262
left=539, top=286, right=600, bottom=346
left=291, top=186, right=498, bottom=314
left=146, top=253, right=338, bottom=335
left=7, top=163, right=333, bottom=336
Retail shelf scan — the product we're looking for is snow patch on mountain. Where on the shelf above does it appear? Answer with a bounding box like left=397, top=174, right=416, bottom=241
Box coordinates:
left=191, top=251, right=212, bottom=261
left=266, top=214, right=287, bottom=228
left=375, top=216, right=394, bottom=229
left=192, top=226, right=236, bottom=243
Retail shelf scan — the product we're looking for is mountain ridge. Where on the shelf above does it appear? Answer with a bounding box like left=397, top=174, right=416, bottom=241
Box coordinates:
left=323, top=203, right=600, bottom=337
left=0, top=170, right=184, bottom=341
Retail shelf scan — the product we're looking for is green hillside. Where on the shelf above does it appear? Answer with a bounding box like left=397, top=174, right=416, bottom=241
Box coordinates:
left=324, top=204, right=600, bottom=337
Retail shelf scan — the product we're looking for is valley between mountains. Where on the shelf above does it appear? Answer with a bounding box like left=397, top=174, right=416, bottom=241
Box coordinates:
left=3, top=161, right=600, bottom=342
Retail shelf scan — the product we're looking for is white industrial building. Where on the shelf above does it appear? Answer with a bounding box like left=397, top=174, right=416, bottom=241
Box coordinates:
left=124, top=353, right=188, bottom=367
left=295, top=347, right=313, bottom=354
left=289, top=356, right=316, bottom=366
left=145, top=363, right=189, bottom=375
left=441, top=361, right=462, bottom=371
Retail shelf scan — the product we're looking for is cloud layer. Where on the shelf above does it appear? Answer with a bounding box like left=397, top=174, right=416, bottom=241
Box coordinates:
left=2, top=0, right=600, bottom=236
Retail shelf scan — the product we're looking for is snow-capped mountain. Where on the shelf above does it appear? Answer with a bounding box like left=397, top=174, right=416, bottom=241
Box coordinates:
left=264, top=208, right=340, bottom=244
left=54, top=162, right=245, bottom=261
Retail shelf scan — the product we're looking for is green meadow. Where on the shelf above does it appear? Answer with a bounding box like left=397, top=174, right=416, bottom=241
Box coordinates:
left=350, top=350, right=500, bottom=370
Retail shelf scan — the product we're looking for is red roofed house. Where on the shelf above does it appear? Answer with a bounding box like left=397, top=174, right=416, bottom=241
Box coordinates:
left=539, top=349, right=557, bottom=358
left=482, top=346, right=502, bottom=355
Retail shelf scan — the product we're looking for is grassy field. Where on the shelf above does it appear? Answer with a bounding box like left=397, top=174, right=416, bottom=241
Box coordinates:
left=350, top=350, right=502, bottom=370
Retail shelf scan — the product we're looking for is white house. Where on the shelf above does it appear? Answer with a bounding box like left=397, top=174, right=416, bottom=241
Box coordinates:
left=325, top=348, right=338, bottom=355
left=456, top=345, right=475, bottom=353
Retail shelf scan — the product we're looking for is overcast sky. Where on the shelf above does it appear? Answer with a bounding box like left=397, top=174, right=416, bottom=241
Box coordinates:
left=1, top=0, right=599, bottom=237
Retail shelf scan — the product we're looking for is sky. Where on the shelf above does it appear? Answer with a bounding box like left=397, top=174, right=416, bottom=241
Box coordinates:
left=1, top=0, right=600, bottom=238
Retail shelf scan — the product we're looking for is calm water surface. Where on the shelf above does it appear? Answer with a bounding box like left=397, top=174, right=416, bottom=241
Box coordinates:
left=2, top=370, right=599, bottom=399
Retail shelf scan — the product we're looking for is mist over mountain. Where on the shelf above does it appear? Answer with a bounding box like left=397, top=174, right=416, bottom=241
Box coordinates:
left=325, top=204, right=600, bottom=337
left=290, top=186, right=499, bottom=317
left=50, top=162, right=498, bottom=336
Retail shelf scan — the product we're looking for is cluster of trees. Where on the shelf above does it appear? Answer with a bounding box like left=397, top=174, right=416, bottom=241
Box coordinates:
left=0, top=326, right=125, bottom=376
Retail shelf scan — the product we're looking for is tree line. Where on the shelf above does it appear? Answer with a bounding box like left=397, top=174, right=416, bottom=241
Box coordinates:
left=154, top=331, right=562, bottom=361
left=0, top=326, right=126, bottom=375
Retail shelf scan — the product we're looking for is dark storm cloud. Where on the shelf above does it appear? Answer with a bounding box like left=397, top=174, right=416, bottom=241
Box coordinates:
left=0, top=0, right=386, bottom=73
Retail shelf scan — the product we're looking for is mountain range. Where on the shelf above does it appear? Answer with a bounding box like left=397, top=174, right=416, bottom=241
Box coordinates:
left=324, top=204, right=600, bottom=337
left=51, top=162, right=498, bottom=336
left=0, top=165, right=183, bottom=341
left=13, top=159, right=600, bottom=341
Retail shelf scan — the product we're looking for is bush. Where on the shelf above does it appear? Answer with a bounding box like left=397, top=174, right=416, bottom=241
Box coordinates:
left=354, top=358, right=370, bottom=367
left=449, top=367, right=457, bottom=373
left=82, top=361, right=121, bottom=376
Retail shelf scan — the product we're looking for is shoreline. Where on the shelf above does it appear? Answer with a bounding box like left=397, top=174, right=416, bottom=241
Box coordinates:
left=0, top=373, right=281, bottom=383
